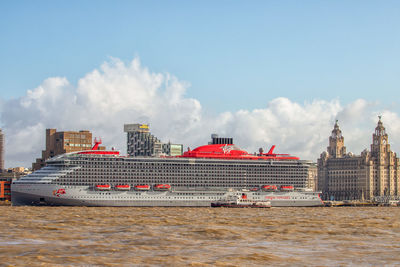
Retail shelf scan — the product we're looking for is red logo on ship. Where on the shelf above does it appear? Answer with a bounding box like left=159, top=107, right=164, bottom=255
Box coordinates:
left=52, top=188, right=66, bottom=197
left=265, top=196, right=290, bottom=200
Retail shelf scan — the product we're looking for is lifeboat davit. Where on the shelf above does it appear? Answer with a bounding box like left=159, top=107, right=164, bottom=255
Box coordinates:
left=280, top=185, right=294, bottom=191
left=153, top=184, right=171, bottom=191
left=134, top=185, right=150, bottom=191
left=95, top=184, right=111, bottom=191
left=262, top=185, right=278, bottom=191
left=115, top=185, right=131, bottom=191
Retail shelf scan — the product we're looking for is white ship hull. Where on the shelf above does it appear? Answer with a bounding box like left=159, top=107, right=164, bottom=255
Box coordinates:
left=12, top=146, right=323, bottom=207
left=11, top=183, right=323, bottom=207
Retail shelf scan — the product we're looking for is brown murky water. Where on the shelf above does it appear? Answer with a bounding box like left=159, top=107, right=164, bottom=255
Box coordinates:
left=0, top=207, right=399, bottom=266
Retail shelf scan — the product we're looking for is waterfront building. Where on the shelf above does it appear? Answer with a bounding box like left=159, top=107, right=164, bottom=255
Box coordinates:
left=124, top=123, right=183, bottom=157
left=32, top=129, right=104, bottom=171
left=161, top=143, right=183, bottom=157
left=7, top=167, right=29, bottom=174
left=318, top=118, right=400, bottom=201
left=0, top=168, right=26, bottom=201
left=307, top=163, right=318, bottom=191
left=0, top=176, right=11, bottom=201
left=0, top=129, right=4, bottom=171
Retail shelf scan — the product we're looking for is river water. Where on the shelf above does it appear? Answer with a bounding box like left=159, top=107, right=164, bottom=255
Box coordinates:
left=0, top=206, right=399, bottom=266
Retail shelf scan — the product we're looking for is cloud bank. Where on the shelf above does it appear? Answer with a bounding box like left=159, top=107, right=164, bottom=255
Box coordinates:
left=1, top=57, right=400, bottom=168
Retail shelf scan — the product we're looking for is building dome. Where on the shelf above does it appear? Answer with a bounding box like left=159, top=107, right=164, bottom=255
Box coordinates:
left=331, top=120, right=342, bottom=138
left=375, top=116, right=386, bottom=136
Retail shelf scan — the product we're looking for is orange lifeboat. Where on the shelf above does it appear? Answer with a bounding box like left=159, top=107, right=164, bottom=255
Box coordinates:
left=153, top=184, right=171, bottom=191
left=115, top=185, right=131, bottom=191
left=280, top=185, right=294, bottom=191
left=250, top=187, right=259, bottom=191
left=95, top=184, right=111, bottom=191
left=134, top=185, right=150, bottom=191
left=262, top=185, right=278, bottom=191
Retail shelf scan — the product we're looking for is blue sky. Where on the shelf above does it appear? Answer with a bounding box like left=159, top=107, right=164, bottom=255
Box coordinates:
left=2, top=1, right=400, bottom=167
left=1, top=1, right=400, bottom=112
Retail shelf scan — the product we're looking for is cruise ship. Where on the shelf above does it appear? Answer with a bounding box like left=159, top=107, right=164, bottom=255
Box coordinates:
left=11, top=140, right=323, bottom=207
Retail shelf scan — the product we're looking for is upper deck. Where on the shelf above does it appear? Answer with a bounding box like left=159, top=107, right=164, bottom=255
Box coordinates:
left=180, top=144, right=299, bottom=160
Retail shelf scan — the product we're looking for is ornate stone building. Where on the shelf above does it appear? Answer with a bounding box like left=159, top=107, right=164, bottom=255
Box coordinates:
left=318, top=118, right=400, bottom=201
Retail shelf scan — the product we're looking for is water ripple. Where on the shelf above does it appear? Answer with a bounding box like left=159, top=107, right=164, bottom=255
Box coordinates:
left=0, top=206, right=399, bottom=266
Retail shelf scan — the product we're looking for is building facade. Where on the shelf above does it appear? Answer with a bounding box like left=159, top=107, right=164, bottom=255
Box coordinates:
left=307, top=163, right=318, bottom=191
left=124, top=124, right=183, bottom=157
left=1, top=168, right=29, bottom=201
left=0, top=129, right=4, bottom=171
left=0, top=177, right=11, bottom=201
left=32, top=129, right=103, bottom=171
left=318, top=118, right=400, bottom=201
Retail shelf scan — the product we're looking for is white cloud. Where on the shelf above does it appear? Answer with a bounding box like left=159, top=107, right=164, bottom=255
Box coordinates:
left=1, top=57, right=400, bottom=168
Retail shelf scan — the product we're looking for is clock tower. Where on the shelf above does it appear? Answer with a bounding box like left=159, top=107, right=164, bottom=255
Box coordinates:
left=370, top=116, right=395, bottom=196
left=371, top=116, right=389, bottom=157
left=327, top=120, right=346, bottom=158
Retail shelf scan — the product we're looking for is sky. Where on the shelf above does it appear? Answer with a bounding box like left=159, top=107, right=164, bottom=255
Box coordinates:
left=1, top=1, right=400, bottom=168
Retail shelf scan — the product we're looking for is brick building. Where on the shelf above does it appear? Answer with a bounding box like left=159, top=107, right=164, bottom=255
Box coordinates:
left=32, top=129, right=104, bottom=171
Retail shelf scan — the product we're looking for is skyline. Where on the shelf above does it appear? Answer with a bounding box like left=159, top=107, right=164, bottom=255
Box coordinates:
left=1, top=1, right=400, bottom=167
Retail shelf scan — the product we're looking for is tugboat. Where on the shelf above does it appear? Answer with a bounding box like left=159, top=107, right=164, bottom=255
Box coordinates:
left=211, top=193, right=271, bottom=208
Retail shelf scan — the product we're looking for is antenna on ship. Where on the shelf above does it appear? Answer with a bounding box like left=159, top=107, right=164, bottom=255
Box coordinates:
left=267, top=145, right=276, bottom=155
left=92, top=137, right=102, bottom=150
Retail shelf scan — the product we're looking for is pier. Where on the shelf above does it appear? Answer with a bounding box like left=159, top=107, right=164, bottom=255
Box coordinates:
left=323, top=200, right=399, bottom=207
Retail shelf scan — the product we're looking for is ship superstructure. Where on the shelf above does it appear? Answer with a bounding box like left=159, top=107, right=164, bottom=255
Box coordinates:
left=12, top=140, right=322, bottom=207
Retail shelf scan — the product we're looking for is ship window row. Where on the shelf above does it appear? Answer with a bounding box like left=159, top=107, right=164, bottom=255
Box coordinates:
left=59, top=179, right=307, bottom=186
left=81, top=160, right=307, bottom=168
left=59, top=182, right=307, bottom=187
left=61, top=175, right=309, bottom=181
left=69, top=176, right=308, bottom=181
left=78, top=163, right=306, bottom=168
left=69, top=195, right=223, bottom=200
left=65, top=174, right=307, bottom=179
left=63, top=176, right=307, bottom=181
left=65, top=181, right=307, bottom=185
left=67, top=176, right=308, bottom=182
left=74, top=168, right=307, bottom=174
left=71, top=173, right=309, bottom=178
left=73, top=169, right=307, bottom=174
left=126, top=164, right=303, bottom=169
